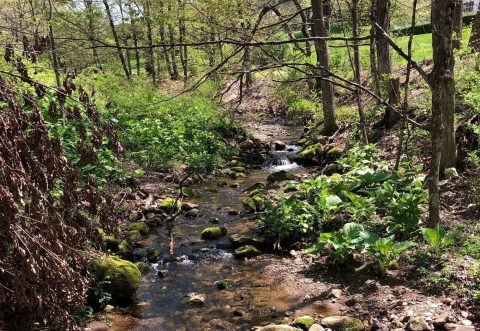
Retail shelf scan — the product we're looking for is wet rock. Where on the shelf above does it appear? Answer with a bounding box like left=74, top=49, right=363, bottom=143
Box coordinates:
left=292, top=315, right=315, bottom=330
left=320, top=316, right=364, bottom=331
left=308, top=324, right=325, bottom=331
left=92, top=256, right=141, bottom=305
left=201, top=226, right=227, bottom=240
left=234, top=245, right=262, bottom=259
left=157, top=269, right=168, bottom=278
left=210, top=217, right=220, bottom=224
left=233, top=308, right=245, bottom=317
left=229, top=182, right=240, bottom=188
left=230, top=159, right=246, bottom=168
left=227, top=208, right=240, bottom=215
left=182, top=202, right=199, bottom=211
left=257, top=324, right=301, bottom=331
left=184, top=209, right=200, bottom=218
left=183, top=293, right=205, bottom=306
left=215, top=279, right=229, bottom=290
left=134, top=262, right=150, bottom=274
left=117, top=240, right=134, bottom=261
left=243, top=181, right=267, bottom=192
left=240, top=139, right=254, bottom=150
left=326, top=144, right=346, bottom=158
left=217, top=179, right=229, bottom=187
left=406, top=316, right=431, bottom=331
left=231, top=166, right=246, bottom=173
left=146, top=248, right=161, bottom=262
left=298, top=143, right=323, bottom=160
left=242, top=195, right=267, bottom=213
left=229, top=234, right=265, bottom=249
left=371, top=321, right=389, bottom=331
left=128, top=222, right=149, bottom=236
left=273, top=140, right=286, bottom=151
left=267, top=170, right=297, bottom=182
left=345, top=294, right=362, bottom=307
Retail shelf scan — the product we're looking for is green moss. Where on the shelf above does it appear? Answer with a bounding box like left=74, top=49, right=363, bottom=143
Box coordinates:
left=243, top=181, right=267, bottom=192
left=327, top=145, right=345, bottom=156
left=229, top=160, right=246, bottom=168
left=135, top=262, right=150, bottom=274
left=201, top=226, right=227, bottom=240
left=292, top=315, right=315, bottom=331
left=230, top=166, right=246, bottom=173
left=298, top=143, right=323, bottom=158
left=234, top=245, right=261, bottom=259
left=128, top=222, right=149, bottom=236
left=242, top=194, right=267, bottom=213
left=267, top=170, right=296, bottom=182
left=97, top=256, right=141, bottom=305
left=160, top=197, right=181, bottom=212
left=146, top=248, right=161, bottom=262
left=126, top=230, right=142, bottom=243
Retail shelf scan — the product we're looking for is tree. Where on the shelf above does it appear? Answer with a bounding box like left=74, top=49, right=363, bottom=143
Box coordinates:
left=469, top=4, right=480, bottom=51
left=311, top=0, right=338, bottom=135
left=453, top=0, right=463, bottom=49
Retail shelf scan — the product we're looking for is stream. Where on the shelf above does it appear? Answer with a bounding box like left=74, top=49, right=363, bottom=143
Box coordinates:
left=112, top=120, right=311, bottom=331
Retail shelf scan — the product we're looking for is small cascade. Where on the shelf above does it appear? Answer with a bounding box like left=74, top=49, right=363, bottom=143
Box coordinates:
left=262, top=141, right=302, bottom=171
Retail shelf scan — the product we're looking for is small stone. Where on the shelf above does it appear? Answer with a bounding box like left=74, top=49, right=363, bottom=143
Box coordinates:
left=146, top=248, right=161, bottom=262
left=182, top=202, right=199, bottom=211
left=327, top=288, right=342, bottom=299
left=104, top=304, right=114, bottom=313
left=157, top=269, right=168, bottom=278
left=308, top=324, right=325, bottom=331
left=201, top=226, right=227, bottom=240
left=228, top=208, right=240, bottom=215
left=233, top=308, right=245, bottom=317
left=460, top=311, right=469, bottom=319
left=460, top=320, right=473, bottom=326
left=184, top=209, right=200, bottom=218
left=257, top=325, right=300, bottom=331
left=210, top=217, right=220, bottom=224
left=234, top=245, right=261, bottom=259
left=320, top=316, right=364, bottom=331
left=292, top=315, right=315, bottom=330
left=183, top=293, right=205, bottom=305
left=406, top=316, right=431, bottom=331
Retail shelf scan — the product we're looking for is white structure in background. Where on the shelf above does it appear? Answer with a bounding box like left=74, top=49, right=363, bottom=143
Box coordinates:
left=464, top=0, right=480, bottom=13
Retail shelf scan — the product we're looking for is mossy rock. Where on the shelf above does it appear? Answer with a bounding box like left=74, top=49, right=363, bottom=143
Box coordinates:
left=243, top=181, right=267, bottom=192
left=126, top=230, right=142, bottom=244
left=135, top=262, right=150, bottom=274
left=229, top=234, right=265, bottom=249
left=234, top=245, right=261, bottom=259
left=267, top=170, right=296, bottom=183
left=320, top=316, right=364, bottom=331
left=105, top=235, right=120, bottom=252
left=96, top=256, right=141, bottom=305
left=217, top=179, right=229, bottom=187
left=146, top=248, right=161, bottom=262
left=315, top=134, right=328, bottom=144
left=229, top=160, right=246, bottom=168
left=159, top=197, right=181, bottom=212
left=326, top=144, right=346, bottom=157
left=201, top=226, right=227, bottom=240
left=292, top=315, right=315, bottom=331
left=298, top=143, right=323, bottom=159
left=215, top=278, right=230, bottom=290
left=117, top=240, right=134, bottom=261
left=247, top=189, right=268, bottom=197
left=128, top=222, right=149, bottom=236
left=183, top=187, right=200, bottom=198
left=242, top=195, right=266, bottom=213
left=230, top=166, right=246, bottom=173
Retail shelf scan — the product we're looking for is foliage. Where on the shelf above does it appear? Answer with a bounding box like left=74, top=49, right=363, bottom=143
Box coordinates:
left=421, top=224, right=463, bottom=255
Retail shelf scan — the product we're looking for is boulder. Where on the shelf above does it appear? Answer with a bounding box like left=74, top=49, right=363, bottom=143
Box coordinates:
left=273, top=141, right=286, bottom=151
left=229, top=234, right=265, bottom=249
left=406, top=316, right=432, bottom=331
left=94, top=256, right=141, bottom=305
left=243, top=181, right=267, bottom=192
left=234, top=245, right=261, bottom=259
left=267, top=170, right=297, bottom=182
left=201, top=226, right=227, bottom=240
left=128, top=222, right=149, bottom=236
left=230, top=160, right=246, bottom=168
left=320, top=316, right=364, bottom=331
left=184, top=209, right=200, bottom=218
left=298, top=143, right=323, bottom=159
left=292, top=315, right=315, bottom=330
left=231, top=166, right=246, bottom=173
left=326, top=144, right=346, bottom=158
left=242, top=195, right=266, bottom=213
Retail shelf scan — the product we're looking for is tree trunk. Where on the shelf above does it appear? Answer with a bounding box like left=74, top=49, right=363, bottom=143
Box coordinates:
left=369, top=0, right=381, bottom=97
left=469, top=4, right=480, bottom=51
left=428, top=0, right=457, bottom=226
left=48, top=25, right=61, bottom=88
left=351, top=0, right=368, bottom=143
left=167, top=1, right=179, bottom=80
left=376, top=0, right=400, bottom=128
left=159, top=2, right=174, bottom=78
left=102, top=0, right=130, bottom=79
left=133, top=30, right=140, bottom=75
left=291, top=0, right=312, bottom=56
left=453, top=0, right=463, bottom=49
left=145, top=0, right=156, bottom=85
left=178, top=0, right=188, bottom=82
left=311, top=0, right=338, bottom=135
left=85, top=0, right=103, bottom=71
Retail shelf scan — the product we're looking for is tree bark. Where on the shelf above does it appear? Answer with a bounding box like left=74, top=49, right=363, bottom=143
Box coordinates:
left=375, top=0, right=400, bottom=128
left=428, top=0, right=457, bottom=226
left=453, top=0, right=463, bottom=49
left=102, top=0, right=131, bottom=79
left=311, top=0, right=338, bottom=135
left=178, top=0, right=188, bottom=82
left=48, top=25, right=61, bottom=88
left=469, top=4, right=480, bottom=51
left=84, top=0, right=103, bottom=71
left=145, top=0, right=156, bottom=85
left=159, top=1, right=174, bottom=78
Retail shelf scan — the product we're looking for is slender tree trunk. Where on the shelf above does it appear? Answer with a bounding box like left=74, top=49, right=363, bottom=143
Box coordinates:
left=292, top=0, right=312, bottom=56
left=376, top=0, right=400, bottom=128
left=133, top=30, right=140, bottom=75
left=428, top=0, right=457, bottom=226
left=145, top=0, right=156, bottom=85
left=159, top=2, right=174, bottom=78
left=351, top=0, right=368, bottom=143
left=124, top=38, right=132, bottom=76
left=167, top=1, right=179, bottom=80
left=102, top=0, right=130, bottom=79
left=311, top=0, right=338, bottom=135
left=48, top=25, right=61, bottom=88
left=370, top=0, right=381, bottom=97
left=178, top=0, right=188, bottom=82
left=85, top=0, right=103, bottom=71
left=469, top=4, right=480, bottom=51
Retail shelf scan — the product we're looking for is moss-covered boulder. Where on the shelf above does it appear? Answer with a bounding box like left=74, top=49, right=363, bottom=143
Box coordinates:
left=135, top=262, right=150, bottom=274
left=267, top=170, right=297, bottom=182
left=230, top=166, right=246, bottom=173
left=117, top=240, right=134, bottom=261
left=292, top=315, right=315, bottom=331
left=229, top=234, right=265, bottom=249
left=160, top=197, right=181, bottom=212
left=201, top=226, right=227, bottom=240
left=95, top=256, right=141, bottom=305
left=229, top=160, right=246, bottom=168
left=320, top=316, right=364, bottom=331
left=126, top=230, right=142, bottom=245
left=242, top=195, right=266, bottom=213
left=128, top=222, right=149, bottom=236
left=326, top=144, right=346, bottom=158
left=146, top=248, right=161, bottom=262
left=234, top=245, right=261, bottom=259
left=298, top=143, right=323, bottom=159
left=243, top=181, right=267, bottom=192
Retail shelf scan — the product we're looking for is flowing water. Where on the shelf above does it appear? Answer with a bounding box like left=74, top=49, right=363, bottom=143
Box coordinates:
left=111, top=121, right=313, bottom=331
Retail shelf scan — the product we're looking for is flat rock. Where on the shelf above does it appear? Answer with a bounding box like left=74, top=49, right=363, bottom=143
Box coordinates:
left=183, top=293, right=205, bottom=306
left=320, top=316, right=364, bottom=331
left=257, top=324, right=301, bottom=331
